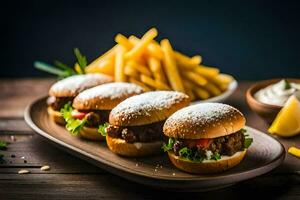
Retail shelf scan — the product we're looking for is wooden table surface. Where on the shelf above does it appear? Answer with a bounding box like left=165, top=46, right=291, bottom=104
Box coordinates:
left=0, top=78, right=299, bottom=199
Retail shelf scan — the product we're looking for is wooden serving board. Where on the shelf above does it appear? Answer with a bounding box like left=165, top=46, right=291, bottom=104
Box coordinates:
left=24, top=97, right=285, bottom=191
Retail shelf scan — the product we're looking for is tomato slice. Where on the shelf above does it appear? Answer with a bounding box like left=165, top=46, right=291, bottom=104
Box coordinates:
left=183, top=138, right=212, bottom=149
left=195, top=138, right=212, bottom=148
left=71, top=110, right=87, bottom=120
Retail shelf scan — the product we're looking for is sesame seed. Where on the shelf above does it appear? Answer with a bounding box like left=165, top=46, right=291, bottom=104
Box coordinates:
left=40, top=165, right=51, bottom=171
left=18, top=169, right=30, bottom=174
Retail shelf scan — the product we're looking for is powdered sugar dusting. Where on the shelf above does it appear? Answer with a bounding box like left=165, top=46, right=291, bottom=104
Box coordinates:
left=75, top=82, right=144, bottom=101
left=111, top=91, right=188, bottom=120
left=50, top=74, right=112, bottom=96
left=164, top=103, right=244, bottom=137
left=167, top=103, right=241, bottom=125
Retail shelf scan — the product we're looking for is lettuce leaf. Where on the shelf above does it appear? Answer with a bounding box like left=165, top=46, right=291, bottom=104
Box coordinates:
left=162, top=138, right=174, bottom=152
left=98, top=122, right=109, bottom=136
left=242, top=128, right=253, bottom=149
left=178, top=147, right=205, bottom=162
left=211, top=152, right=221, bottom=161
left=61, top=102, right=86, bottom=135
left=244, top=138, right=253, bottom=149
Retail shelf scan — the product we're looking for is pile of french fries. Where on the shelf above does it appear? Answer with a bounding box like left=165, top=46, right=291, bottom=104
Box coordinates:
left=85, top=28, right=233, bottom=101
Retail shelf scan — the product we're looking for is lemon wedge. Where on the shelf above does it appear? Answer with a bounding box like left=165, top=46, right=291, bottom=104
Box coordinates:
left=268, top=95, right=300, bottom=137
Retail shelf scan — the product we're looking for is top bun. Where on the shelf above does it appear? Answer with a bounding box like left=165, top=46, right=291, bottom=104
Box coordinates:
left=109, top=91, right=190, bottom=126
left=163, top=103, right=246, bottom=139
left=72, top=82, right=144, bottom=110
left=49, top=74, right=113, bottom=97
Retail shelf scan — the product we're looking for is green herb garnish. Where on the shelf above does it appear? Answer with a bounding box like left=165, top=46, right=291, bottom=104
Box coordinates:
left=54, top=60, right=77, bottom=75
left=61, top=102, right=86, bottom=135
left=241, top=128, right=247, bottom=134
left=74, top=48, right=87, bottom=74
left=178, top=147, right=205, bottom=162
left=162, top=138, right=174, bottom=152
left=0, top=140, right=9, bottom=150
left=34, top=61, right=70, bottom=78
left=244, top=138, right=253, bottom=149
left=211, top=152, right=221, bottom=161
left=66, top=119, right=87, bottom=135
left=241, top=128, right=253, bottom=149
left=284, top=79, right=292, bottom=90
left=178, top=147, right=190, bottom=157
left=34, top=48, right=87, bottom=78
left=98, top=123, right=109, bottom=136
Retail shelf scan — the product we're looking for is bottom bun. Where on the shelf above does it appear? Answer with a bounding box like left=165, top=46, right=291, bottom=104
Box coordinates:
left=47, top=107, right=66, bottom=125
left=79, top=126, right=106, bottom=141
left=106, top=135, right=163, bottom=157
left=168, top=150, right=246, bottom=174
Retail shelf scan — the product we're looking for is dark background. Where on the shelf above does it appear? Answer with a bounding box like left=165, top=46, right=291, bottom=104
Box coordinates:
left=1, top=0, right=300, bottom=79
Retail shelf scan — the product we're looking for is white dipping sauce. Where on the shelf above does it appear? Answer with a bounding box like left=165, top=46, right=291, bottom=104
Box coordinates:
left=254, top=80, right=300, bottom=106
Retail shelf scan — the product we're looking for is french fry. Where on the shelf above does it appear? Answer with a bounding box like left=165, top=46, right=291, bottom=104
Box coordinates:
left=146, top=41, right=164, bottom=59
left=161, top=39, right=185, bottom=92
left=191, top=55, right=202, bottom=64
left=129, top=35, right=163, bottom=59
left=129, top=78, right=152, bottom=91
left=183, top=79, right=210, bottom=100
left=182, top=80, right=193, bottom=89
left=147, top=57, right=167, bottom=83
left=85, top=45, right=118, bottom=73
left=85, top=59, right=114, bottom=76
left=126, top=60, right=152, bottom=76
left=185, top=88, right=196, bottom=101
left=193, top=87, right=210, bottom=100
left=114, top=45, right=126, bottom=82
left=115, top=34, right=132, bottom=50
left=211, top=74, right=233, bottom=91
left=86, top=28, right=232, bottom=101
left=181, top=70, right=207, bottom=86
left=214, top=74, right=233, bottom=84
left=124, top=65, right=139, bottom=79
left=125, top=28, right=158, bottom=60
left=182, top=82, right=196, bottom=101
left=202, top=82, right=222, bottom=96
left=128, top=35, right=139, bottom=44
left=174, top=51, right=200, bottom=69
left=140, top=75, right=170, bottom=90
left=194, top=65, right=220, bottom=78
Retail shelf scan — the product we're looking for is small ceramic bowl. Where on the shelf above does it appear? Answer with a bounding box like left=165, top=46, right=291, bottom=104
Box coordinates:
left=246, top=78, right=300, bottom=124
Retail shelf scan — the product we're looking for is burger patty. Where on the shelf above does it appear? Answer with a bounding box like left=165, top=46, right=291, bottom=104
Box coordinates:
left=83, top=110, right=110, bottom=127
left=173, top=131, right=245, bottom=157
left=106, top=121, right=165, bottom=143
left=47, top=96, right=74, bottom=111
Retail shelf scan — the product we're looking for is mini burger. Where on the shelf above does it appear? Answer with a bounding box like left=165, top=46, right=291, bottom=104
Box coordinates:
left=61, top=82, right=144, bottom=140
left=162, top=103, right=253, bottom=174
left=47, top=74, right=113, bottom=125
left=106, top=91, right=190, bottom=157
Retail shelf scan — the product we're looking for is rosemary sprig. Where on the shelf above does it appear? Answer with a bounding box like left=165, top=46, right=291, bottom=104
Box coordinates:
left=34, top=61, right=69, bottom=78
left=74, top=48, right=87, bottom=74
left=34, top=48, right=87, bottom=78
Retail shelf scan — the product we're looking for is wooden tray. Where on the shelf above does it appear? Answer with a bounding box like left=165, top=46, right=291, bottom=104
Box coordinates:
left=24, top=97, right=285, bottom=191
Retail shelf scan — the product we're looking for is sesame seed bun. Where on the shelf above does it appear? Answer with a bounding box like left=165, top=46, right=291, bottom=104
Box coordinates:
left=72, top=83, right=144, bottom=110
left=49, top=74, right=113, bottom=97
left=163, top=103, right=246, bottom=139
left=168, top=150, right=246, bottom=174
left=47, top=107, right=66, bottom=125
left=109, top=91, right=190, bottom=126
left=79, top=126, right=105, bottom=141
left=106, top=135, right=163, bottom=157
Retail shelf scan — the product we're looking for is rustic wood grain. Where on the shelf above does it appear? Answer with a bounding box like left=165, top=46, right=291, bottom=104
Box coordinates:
left=0, top=78, right=299, bottom=199
left=0, top=173, right=299, bottom=199
left=0, top=78, right=55, bottom=118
